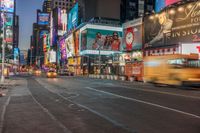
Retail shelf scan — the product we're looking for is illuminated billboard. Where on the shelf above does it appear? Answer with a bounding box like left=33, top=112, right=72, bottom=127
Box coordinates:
left=40, top=30, right=48, bottom=38
left=155, top=0, right=181, bottom=12
left=5, top=26, right=13, bottom=43
left=65, top=34, right=75, bottom=58
left=0, top=0, right=14, bottom=13
left=68, top=3, right=78, bottom=31
left=13, top=47, right=19, bottom=62
left=80, top=24, right=122, bottom=55
left=38, top=13, right=50, bottom=25
left=145, top=1, right=200, bottom=48
left=0, top=12, right=13, bottom=28
left=59, top=38, right=67, bottom=60
left=58, top=8, right=67, bottom=35
left=122, top=18, right=143, bottom=51
left=49, top=50, right=56, bottom=63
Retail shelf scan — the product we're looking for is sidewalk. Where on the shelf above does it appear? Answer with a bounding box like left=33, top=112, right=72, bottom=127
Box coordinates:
left=0, top=78, right=16, bottom=97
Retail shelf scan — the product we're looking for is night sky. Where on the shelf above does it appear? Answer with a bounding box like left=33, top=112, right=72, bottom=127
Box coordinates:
left=16, top=0, right=43, bottom=50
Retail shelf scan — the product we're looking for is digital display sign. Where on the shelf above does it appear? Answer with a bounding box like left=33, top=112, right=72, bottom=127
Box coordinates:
left=155, top=0, right=181, bottom=12
left=65, top=34, right=74, bottom=58
left=13, top=48, right=19, bottom=62
left=0, top=0, right=14, bottom=13
left=81, top=28, right=122, bottom=53
left=68, top=3, right=78, bottom=31
left=58, top=8, right=67, bottom=34
left=38, top=13, right=50, bottom=25
left=5, top=26, right=13, bottom=43
left=40, top=30, right=48, bottom=38
left=59, top=38, right=67, bottom=60
left=0, top=12, right=13, bottom=28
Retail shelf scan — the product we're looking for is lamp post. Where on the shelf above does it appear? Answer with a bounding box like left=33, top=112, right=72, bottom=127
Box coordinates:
left=1, top=8, right=5, bottom=83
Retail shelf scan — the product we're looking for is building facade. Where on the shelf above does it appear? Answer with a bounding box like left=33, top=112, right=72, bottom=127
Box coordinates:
left=120, top=0, right=155, bottom=23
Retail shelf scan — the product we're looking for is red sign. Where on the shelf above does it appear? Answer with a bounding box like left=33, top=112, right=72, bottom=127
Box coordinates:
left=196, top=46, right=200, bottom=53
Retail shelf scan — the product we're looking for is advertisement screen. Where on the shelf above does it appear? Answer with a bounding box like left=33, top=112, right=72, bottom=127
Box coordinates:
left=145, top=1, right=200, bottom=48
left=0, top=0, right=14, bottom=13
left=5, top=26, right=13, bottom=43
left=38, top=13, right=50, bottom=25
left=58, top=8, right=67, bottom=35
left=68, top=3, right=78, bottom=31
left=13, top=47, right=19, bottom=62
left=65, top=34, right=74, bottom=58
left=0, top=13, right=13, bottom=28
left=75, top=30, right=80, bottom=55
left=81, top=28, right=122, bottom=53
left=49, top=50, right=56, bottom=63
left=123, top=18, right=143, bottom=51
left=59, top=39, right=67, bottom=60
left=155, top=0, right=181, bottom=12
left=40, top=30, right=48, bottom=38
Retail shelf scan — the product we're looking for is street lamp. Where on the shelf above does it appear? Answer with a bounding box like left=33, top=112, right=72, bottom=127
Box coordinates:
left=1, top=8, right=5, bottom=83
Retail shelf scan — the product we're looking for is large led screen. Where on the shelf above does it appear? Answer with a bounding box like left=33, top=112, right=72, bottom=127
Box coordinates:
left=58, top=8, right=67, bottom=34
left=68, top=3, right=78, bottom=31
left=81, top=28, right=122, bottom=52
left=59, top=38, right=67, bottom=60
left=38, top=13, right=50, bottom=25
left=65, top=34, right=74, bottom=58
left=0, top=0, right=14, bottom=13
left=123, top=18, right=143, bottom=51
left=40, top=30, right=48, bottom=38
left=155, top=0, right=181, bottom=12
left=0, top=12, right=13, bottom=28
left=13, top=47, right=19, bottom=62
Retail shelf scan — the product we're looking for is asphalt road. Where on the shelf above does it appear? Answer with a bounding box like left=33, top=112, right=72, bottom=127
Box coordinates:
left=0, top=75, right=200, bottom=133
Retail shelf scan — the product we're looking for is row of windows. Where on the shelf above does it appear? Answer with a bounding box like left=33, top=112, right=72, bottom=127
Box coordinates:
left=55, top=1, right=73, bottom=7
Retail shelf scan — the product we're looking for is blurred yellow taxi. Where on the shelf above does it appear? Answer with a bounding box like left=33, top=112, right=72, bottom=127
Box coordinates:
left=46, top=70, right=57, bottom=78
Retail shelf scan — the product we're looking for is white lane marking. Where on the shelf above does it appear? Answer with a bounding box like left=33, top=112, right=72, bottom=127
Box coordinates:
left=56, top=93, right=134, bottom=133
left=0, top=96, right=10, bottom=133
left=37, top=79, right=134, bottom=132
left=74, top=78, right=200, bottom=100
left=29, top=89, right=72, bottom=133
left=85, top=87, right=200, bottom=119
left=120, top=85, right=200, bottom=100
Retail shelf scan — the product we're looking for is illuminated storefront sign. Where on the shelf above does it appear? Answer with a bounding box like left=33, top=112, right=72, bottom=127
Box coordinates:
left=80, top=50, right=121, bottom=56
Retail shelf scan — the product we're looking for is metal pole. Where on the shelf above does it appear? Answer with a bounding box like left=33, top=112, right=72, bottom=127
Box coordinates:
left=98, top=48, right=101, bottom=74
left=1, top=10, right=5, bottom=83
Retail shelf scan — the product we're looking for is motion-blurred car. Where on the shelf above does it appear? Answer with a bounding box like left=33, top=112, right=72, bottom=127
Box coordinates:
left=34, top=70, right=42, bottom=76
left=46, top=70, right=57, bottom=78
left=58, top=69, right=74, bottom=76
